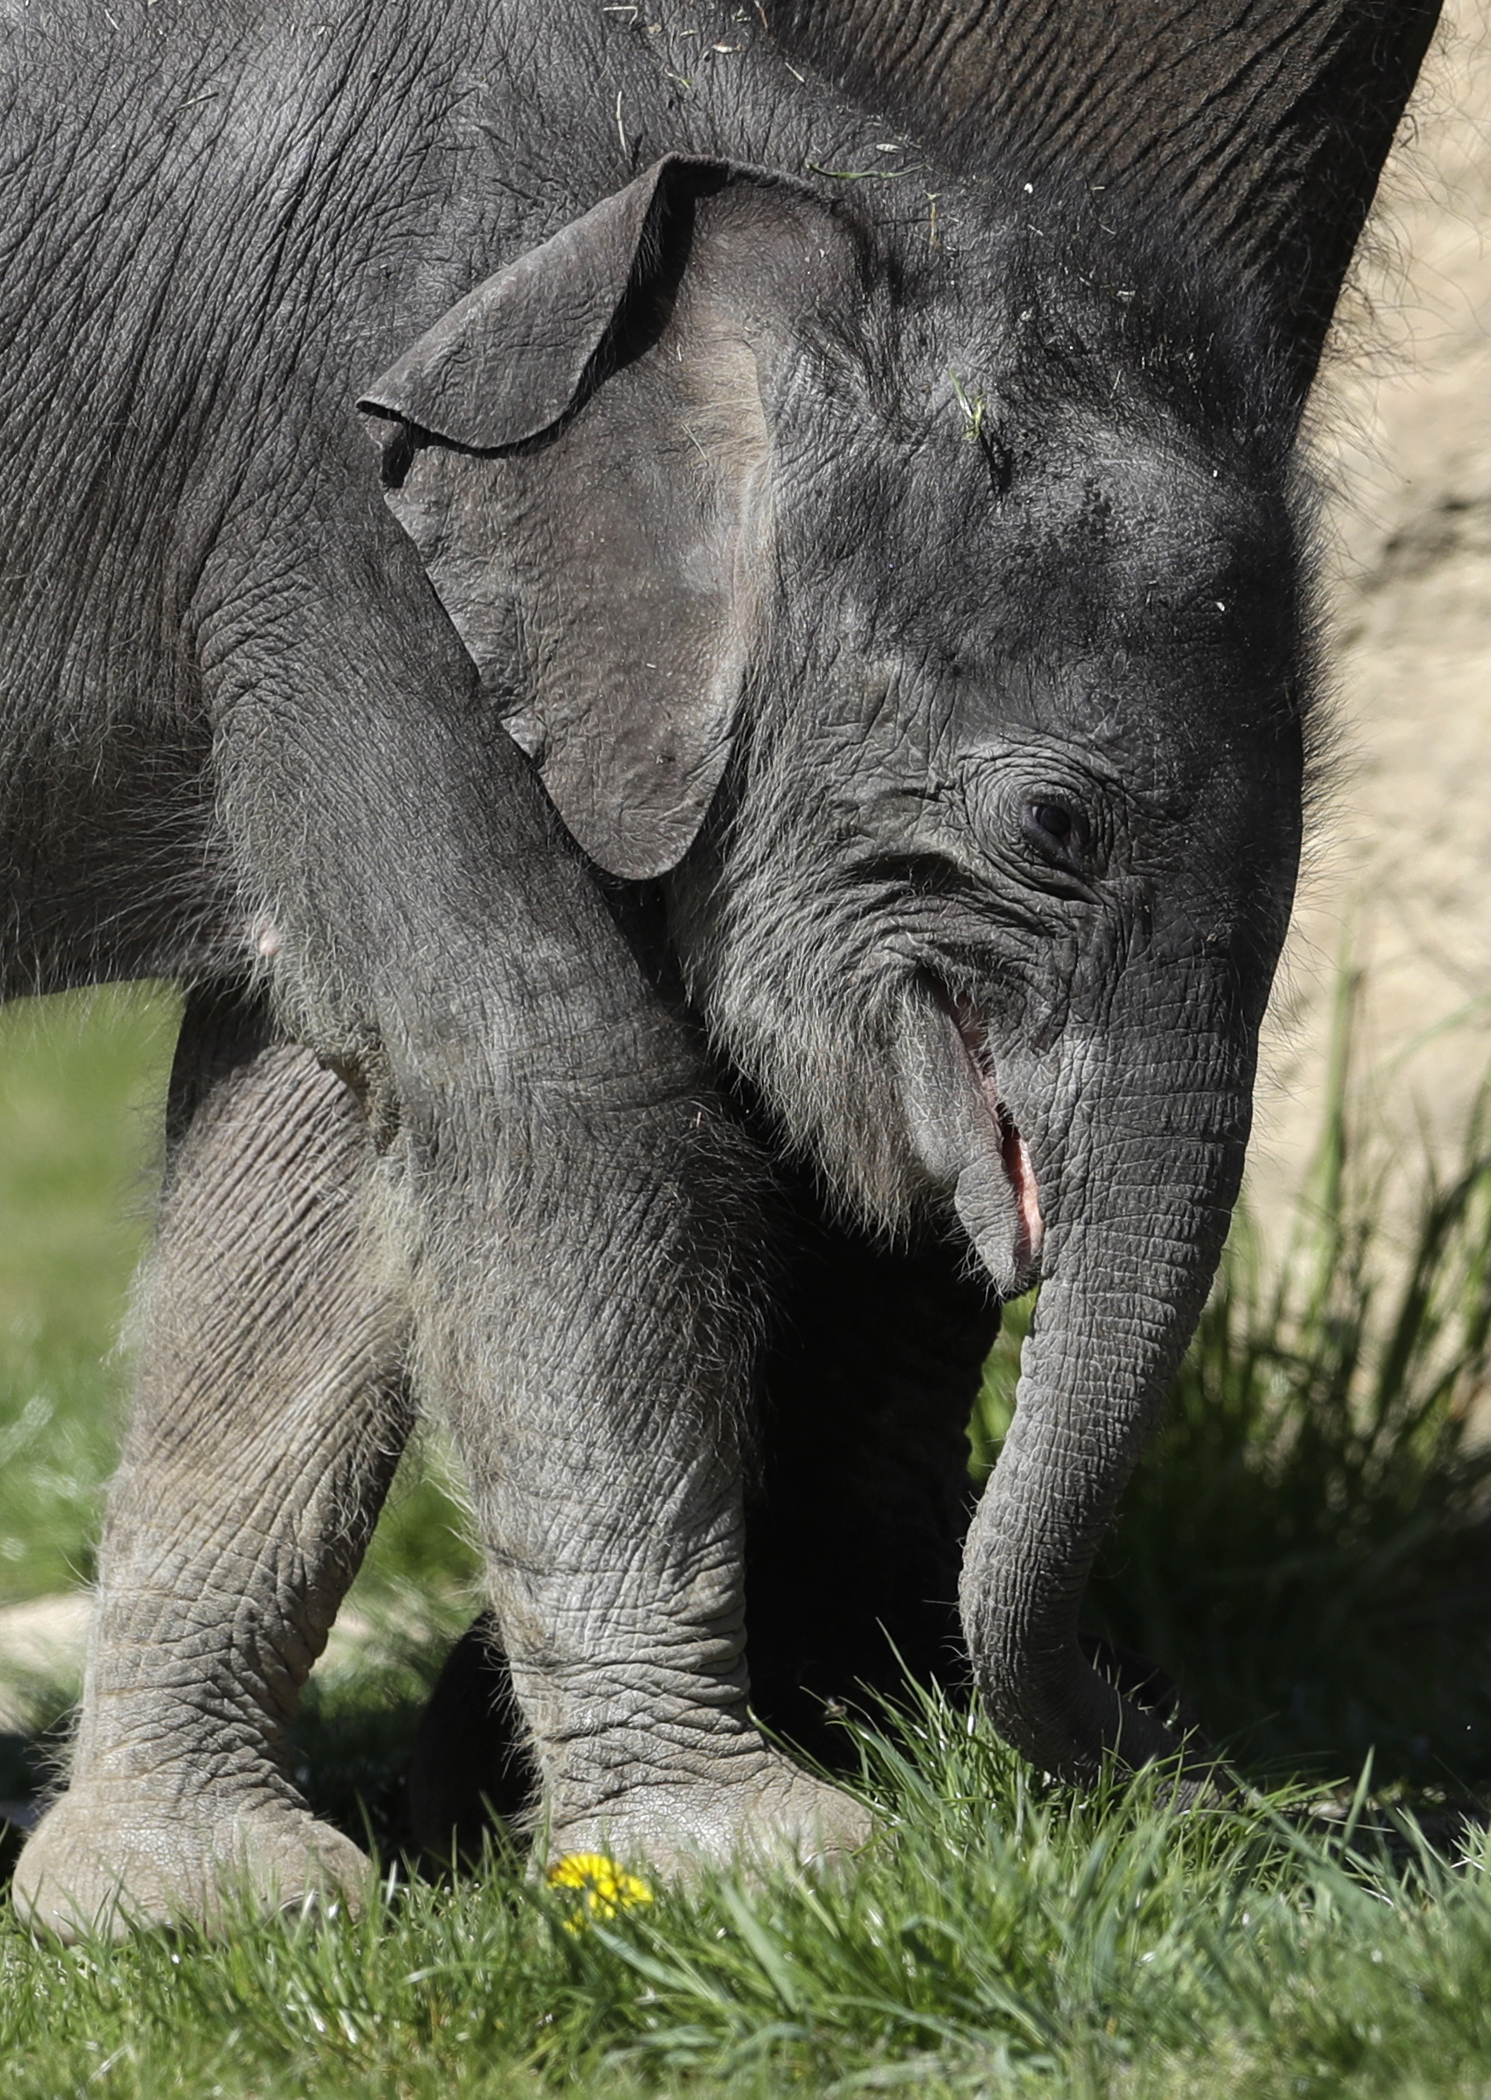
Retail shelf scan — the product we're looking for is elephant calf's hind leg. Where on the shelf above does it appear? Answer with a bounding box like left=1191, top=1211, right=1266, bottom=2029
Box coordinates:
left=13, top=989, right=412, bottom=1941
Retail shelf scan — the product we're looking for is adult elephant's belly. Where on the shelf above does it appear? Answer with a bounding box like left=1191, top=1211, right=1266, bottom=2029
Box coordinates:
left=0, top=687, right=232, bottom=998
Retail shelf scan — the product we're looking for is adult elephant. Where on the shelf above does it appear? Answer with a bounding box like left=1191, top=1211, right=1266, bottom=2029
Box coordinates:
left=765, top=0, right=1441, bottom=401
left=0, top=0, right=1432, bottom=1934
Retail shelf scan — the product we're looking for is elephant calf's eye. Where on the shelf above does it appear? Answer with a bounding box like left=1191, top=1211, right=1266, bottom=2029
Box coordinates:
left=1016, top=794, right=1100, bottom=890
left=1029, top=802, right=1075, bottom=845
left=1022, top=799, right=1088, bottom=857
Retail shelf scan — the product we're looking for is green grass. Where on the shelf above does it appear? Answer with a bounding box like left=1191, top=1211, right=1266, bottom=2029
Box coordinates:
left=0, top=986, right=178, bottom=1598
left=8, top=985, right=1491, bottom=2092
left=6, top=1715, right=1491, bottom=2097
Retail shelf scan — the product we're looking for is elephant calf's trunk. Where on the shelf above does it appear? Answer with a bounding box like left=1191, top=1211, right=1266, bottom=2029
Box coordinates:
left=959, top=1119, right=1243, bottom=1789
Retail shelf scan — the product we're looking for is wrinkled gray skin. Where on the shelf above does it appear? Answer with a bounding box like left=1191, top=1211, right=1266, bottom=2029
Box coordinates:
left=0, top=0, right=1424, bottom=1936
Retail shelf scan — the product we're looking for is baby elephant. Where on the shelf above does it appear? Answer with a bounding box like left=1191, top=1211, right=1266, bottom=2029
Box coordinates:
left=0, top=0, right=1420, bottom=1935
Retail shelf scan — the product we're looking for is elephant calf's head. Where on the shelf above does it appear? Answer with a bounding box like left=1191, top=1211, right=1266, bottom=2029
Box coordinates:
left=362, top=152, right=1311, bottom=1788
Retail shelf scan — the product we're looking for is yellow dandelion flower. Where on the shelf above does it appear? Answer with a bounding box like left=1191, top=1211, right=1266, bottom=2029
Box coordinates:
left=547, top=1852, right=653, bottom=1927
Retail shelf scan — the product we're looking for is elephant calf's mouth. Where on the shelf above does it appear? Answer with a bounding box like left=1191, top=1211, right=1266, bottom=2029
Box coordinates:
left=945, top=990, right=1045, bottom=1274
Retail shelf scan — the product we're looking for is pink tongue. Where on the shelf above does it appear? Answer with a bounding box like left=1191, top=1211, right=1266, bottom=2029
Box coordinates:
left=949, top=994, right=1045, bottom=1266
left=1001, top=1120, right=1045, bottom=1265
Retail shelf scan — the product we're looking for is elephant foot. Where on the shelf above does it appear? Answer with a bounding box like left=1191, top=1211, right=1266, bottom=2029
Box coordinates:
left=545, top=1753, right=873, bottom=1886
left=11, top=1783, right=370, bottom=1943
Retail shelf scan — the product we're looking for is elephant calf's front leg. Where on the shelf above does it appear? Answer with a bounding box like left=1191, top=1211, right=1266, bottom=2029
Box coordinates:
left=428, top=1079, right=873, bottom=1879
left=13, top=989, right=411, bottom=1941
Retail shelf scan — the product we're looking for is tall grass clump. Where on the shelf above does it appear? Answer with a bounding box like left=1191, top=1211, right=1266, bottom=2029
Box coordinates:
left=977, top=988, right=1491, bottom=1794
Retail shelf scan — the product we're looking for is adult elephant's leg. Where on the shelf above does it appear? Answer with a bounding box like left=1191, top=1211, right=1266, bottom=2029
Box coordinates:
left=743, top=1199, right=998, bottom=1762
left=207, top=553, right=867, bottom=1879
left=13, top=986, right=412, bottom=1941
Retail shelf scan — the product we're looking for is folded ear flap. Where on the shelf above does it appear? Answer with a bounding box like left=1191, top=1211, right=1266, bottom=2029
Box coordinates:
left=360, top=156, right=838, bottom=880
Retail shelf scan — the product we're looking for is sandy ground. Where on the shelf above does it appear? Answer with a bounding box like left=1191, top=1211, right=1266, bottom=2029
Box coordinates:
left=1252, top=0, right=1491, bottom=1237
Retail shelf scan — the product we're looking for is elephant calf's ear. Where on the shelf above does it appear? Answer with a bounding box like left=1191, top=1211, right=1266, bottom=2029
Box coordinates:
left=360, top=156, right=835, bottom=881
